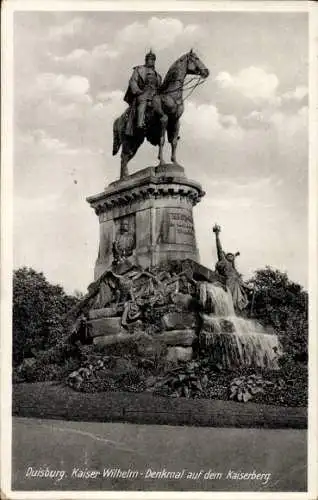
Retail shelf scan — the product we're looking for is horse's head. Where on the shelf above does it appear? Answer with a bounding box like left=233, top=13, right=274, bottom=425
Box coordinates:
left=186, top=49, right=209, bottom=79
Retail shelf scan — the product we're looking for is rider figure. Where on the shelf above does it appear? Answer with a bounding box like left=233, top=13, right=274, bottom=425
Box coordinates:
left=124, top=50, right=162, bottom=132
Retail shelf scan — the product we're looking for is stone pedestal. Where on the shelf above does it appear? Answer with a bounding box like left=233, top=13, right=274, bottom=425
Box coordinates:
left=87, top=164, right=205, bottom=280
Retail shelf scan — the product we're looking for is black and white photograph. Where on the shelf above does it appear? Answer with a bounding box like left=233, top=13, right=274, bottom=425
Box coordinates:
left=1, top=1, right=317, bottom=498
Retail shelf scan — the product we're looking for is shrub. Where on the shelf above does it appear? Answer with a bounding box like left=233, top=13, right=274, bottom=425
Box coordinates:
left=229, top=374, right=273, bottom=403
left=65, top=353, right=143, bottom=393
left=13, top=267, right=79, bottom=366
left=16, top=358, right=66, bottom=383
left=248, top=267, right=308, bottom=364
left=146, top=361, right=209, bottom=398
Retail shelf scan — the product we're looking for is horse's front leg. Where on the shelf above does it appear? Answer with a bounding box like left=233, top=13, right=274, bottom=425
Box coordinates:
left=158, top=114, right=168, bottom=165
left=171, top=119, right=180, bottom=164
left=152, top=95, right=168, bottom=166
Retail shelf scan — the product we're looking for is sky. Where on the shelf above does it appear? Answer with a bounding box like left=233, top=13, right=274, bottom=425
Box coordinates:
left=13, top=9, right=308, bottom=294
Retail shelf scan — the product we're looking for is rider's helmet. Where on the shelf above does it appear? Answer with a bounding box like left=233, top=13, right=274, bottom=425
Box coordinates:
left=145, top=49, right=156, bottom=63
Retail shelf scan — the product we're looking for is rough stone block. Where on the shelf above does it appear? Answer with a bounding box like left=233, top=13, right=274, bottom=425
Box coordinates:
left=162, top=311, right=196, bottom=330
left=157, top=329, right=196, bottom=346
left=88, top=316, right=122, bottom=338
left=183, top=259, right=226, bottom=285
left=94, top=220, right=114, bottom=280
left=166, top=346, right=193, bottom=363
left=170, top=292, right=193, bottom=309
left=136, top=337, right=167, bottom=358
left=111, top=357, right=135, bottom=376
left=93, top=331, right=149, bottom=347
left=88, top=307, right=118, bottom=320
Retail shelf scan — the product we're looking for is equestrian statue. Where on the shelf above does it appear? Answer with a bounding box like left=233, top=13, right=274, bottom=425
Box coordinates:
left=112, top=49, right=209, bottom=179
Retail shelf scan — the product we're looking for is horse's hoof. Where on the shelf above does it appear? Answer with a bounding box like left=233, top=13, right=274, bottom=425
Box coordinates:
left=120, top=170, right=128, bottom=179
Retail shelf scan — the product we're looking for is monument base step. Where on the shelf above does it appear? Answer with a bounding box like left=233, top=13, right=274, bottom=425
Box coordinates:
left=166, top=346, right=193, bottom=363
left=88, top=307, right=118, bottom=320
left=93, top=331, right=150, bottom=347
left=157, top=329, right=196, bottom=346
left=88, top=317, right=122, bottom=337
left=161, top=311, right=196, bottom=330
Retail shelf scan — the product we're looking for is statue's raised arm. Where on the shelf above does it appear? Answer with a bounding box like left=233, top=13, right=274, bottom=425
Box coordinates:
left=213, top=224, right=225, bottom=261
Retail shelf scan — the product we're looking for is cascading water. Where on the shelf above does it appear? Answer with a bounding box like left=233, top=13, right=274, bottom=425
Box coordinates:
left=199, top=280, right=235, bottom=316
left=199, top=282, right=281, bottom=370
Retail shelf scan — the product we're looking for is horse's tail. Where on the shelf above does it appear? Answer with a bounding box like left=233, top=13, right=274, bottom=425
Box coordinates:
left=112, top=117, right=121, bottom=156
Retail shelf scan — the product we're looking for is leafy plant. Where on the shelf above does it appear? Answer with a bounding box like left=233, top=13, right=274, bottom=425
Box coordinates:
left=66, top=353, right=142, bottom=393
left=16, top=358, right=68, bottom=383
left=146, top=361, right=209, bottom=398
left=229, top=374, right=273, bottom=403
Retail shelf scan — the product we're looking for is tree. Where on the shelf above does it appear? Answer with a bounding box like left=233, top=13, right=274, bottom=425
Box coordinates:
left=248, top=267, right=308, bottom=363
left=13, top=267, right=78, bottom=366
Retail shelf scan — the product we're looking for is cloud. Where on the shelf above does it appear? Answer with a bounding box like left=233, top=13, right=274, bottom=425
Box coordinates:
left=183, top=101, right=244, bottom=142
left=194, top=175, right=297, bottom=277
left=215, top=66, right=279, bottom=103
left=242, top=104, right=308, bottom=137
left=281, top=85, right=308, bottom=101
left=35, top=73, right=91, bottom=103
left=214, top=67, right=307, bottom=122
left=15, top=72, right=93, bottom=147
left=219, top=114, right=239, bottom=128
left=242, top=110, right=271, bottom=130
left=50, top=44, right=119, bottom=73
left=278, top=85, right=308, bottom=112
left=95, top=89, right=124, bottom=104
left=47, top=16, right=204, bottom=80
left=48, top=17, right=84, bottom=41
left=115, top=17, right=201, bottom=51
left=15, top=88, right=127, bottom=172
left=32, top=130, right=70, bottom=153
left=270, top=105, right=308, bottom=142
left=203, top=176, right=280, bottom=209
left=17, top=130, right=101, bottom=163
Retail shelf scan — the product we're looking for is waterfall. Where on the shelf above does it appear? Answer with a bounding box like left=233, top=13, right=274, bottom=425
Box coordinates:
left=199, top=282, right=235, bottom=316
left=199, top=283, right=281, bottom=370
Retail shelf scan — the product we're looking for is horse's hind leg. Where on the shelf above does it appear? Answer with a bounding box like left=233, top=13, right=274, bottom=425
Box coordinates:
left=170, top=119, right=180, bottom=164
left=120, top=139, right=132, bottom=178
left=120, top=154, right=129, bottom=179
left=158, top=115, right=168, bottom=165
left=120, top=136, right=143, bottom=179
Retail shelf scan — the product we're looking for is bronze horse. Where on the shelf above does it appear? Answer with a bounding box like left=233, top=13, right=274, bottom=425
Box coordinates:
left=112, top=50, right=209, bottom=178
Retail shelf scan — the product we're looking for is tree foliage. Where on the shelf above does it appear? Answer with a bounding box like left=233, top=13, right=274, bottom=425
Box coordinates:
left=13, top=267, right=78, bottom=366
left=248, top=267, right=308, bottom=363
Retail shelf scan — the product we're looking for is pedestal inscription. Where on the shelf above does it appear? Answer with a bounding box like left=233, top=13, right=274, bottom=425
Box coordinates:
left=157, top=207, right=195, bottom=246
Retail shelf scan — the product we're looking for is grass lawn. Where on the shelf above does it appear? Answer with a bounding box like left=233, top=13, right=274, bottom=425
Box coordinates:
left=13, top=382, right=307, bottom=428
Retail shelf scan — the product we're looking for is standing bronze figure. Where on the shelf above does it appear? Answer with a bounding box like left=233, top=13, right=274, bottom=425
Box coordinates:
left=212, top=224, right=250, bottom=312
left=113, top=50, right=209, bottom=179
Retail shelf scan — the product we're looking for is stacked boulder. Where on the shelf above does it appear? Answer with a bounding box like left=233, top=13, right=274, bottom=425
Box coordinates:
left=69, top=261, right=212, bottom=363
